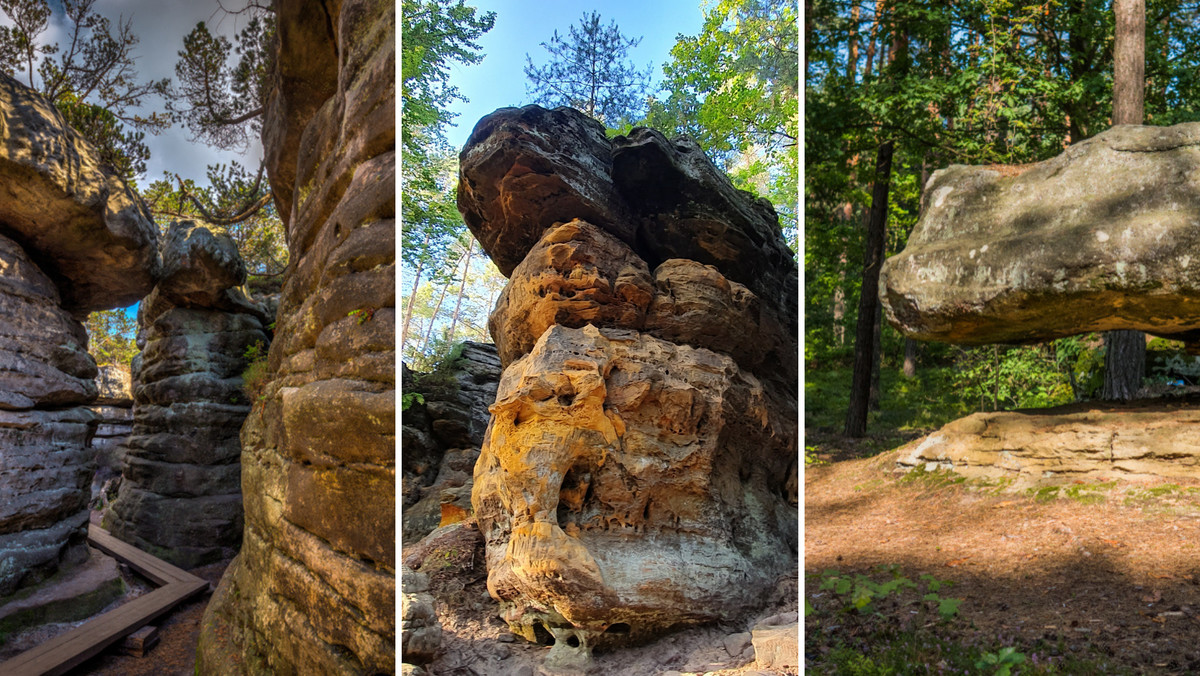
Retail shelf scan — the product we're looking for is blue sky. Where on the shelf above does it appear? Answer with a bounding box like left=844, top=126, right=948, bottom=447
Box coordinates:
left=444, top=0, right=708, bottom=151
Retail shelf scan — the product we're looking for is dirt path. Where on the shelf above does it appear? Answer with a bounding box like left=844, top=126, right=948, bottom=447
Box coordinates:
left=806, top=449, right=1200, bottom=673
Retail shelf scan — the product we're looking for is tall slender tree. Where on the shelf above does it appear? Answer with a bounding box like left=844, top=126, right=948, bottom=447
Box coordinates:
left=1102, top=0, right=1147, bottom=402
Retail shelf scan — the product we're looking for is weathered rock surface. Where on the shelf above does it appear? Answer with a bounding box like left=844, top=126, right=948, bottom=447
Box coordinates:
left=458, top=105, right=634, bottom=276
left=402, top=342, right=501, bottom=545
left=750, top=612, right=799, bottom=671
left=461, top=105, right=798, bottom=652
left=400, top=566, right=441, bottom=664
left=0, top=74, right=159, bottom=314
left=90, top=364, right=134, bottom=504
left=107, top=221, right=266, bottom=568
left=881, top=123, right=1200, bottom=348
left=897, top=396, right=1200, bottom=483
left=197, top=0, right=395, bottom=672
left=473, top=325, right=796, bottom=644
left=459, top=106, right=797, bottom=358
left=0, top=73, right=157, bottom=618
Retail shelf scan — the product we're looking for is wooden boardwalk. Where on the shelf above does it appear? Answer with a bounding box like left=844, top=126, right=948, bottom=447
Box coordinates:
left=0, top=525, right=211, bottom=676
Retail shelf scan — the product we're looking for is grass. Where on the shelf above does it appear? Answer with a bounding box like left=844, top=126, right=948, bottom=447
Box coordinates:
left=806, top=366, right=974, bottom=437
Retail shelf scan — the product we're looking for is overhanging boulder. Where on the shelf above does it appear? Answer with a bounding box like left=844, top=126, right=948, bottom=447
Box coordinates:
left=881, top=123, right=1200, bottom=350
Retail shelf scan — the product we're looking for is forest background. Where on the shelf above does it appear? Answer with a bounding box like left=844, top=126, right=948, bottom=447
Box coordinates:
left=806, top=0, right=1200, bottom=444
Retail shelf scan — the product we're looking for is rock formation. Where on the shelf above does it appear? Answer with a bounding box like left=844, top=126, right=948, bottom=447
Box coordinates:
left=881, top=123, right=1200, bottom=351
left=459, top=105, right=798, bottom=653
left=0, top=73, right=158, bottom=598
left=882, top=123, right=1200, bottom=482
left=90, top=364, right=133, bottom=504
left=105, top=221, right=269, bottom=568
left=401, top=342, right=502, bottom=544
left=197, top=0, right=395, bottom=672
left=896, top=397, right=1200, bottom=483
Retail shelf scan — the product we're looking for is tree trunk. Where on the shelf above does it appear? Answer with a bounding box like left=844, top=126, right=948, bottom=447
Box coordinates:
left=445, top=238, right=475, bottom=342
left=869, top=302, right=883, bottom=410
left=400, top=229, right=432, bottom=355
left=844, top=139, right=894, bottom=437
left=420, top=270, right=454, bottom=355
left=1103, top=0, right=1146, bottom=401
left=903, top=339, right=918, bottom=378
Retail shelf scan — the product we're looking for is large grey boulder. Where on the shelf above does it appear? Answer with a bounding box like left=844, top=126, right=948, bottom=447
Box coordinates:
left=881, top=123, right=1200, bottom=349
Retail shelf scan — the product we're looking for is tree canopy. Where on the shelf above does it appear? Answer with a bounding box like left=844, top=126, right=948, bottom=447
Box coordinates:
left=523, top=11, right=652, bottom=126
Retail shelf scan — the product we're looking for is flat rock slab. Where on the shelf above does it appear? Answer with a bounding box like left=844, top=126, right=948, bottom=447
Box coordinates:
left=882, top=123, right=1200, bottom=348
left=0, top=548, right=123, bottom=640
left=897, top=396, right=1200, bottom=484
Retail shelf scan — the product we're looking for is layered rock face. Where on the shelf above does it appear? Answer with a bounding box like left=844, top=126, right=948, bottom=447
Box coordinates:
left=897, top=397, right=1200, bottom=483
left=198, top=0, right=395, bottom=672
left=0, top=75, right=158, bottom=598
left=90, top=365, right=133, bottom=502
left=881, top=123, right=1200, bottom=349
left=460, top=105, right=798, bottom=650
left=106, top=221, right=268, bottom=568
left=401, top=343, right=501, bottom=544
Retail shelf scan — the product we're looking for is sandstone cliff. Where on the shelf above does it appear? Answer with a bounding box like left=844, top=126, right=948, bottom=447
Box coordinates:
left=197, top=0, right=395, bottom=672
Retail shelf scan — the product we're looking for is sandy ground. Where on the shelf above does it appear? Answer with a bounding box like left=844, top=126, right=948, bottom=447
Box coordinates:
left=806, top=446, right=1200, bottom=673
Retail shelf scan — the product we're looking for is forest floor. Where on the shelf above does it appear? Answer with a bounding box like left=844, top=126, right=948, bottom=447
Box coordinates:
left=408, top=519, right=799, bottom=676
left=806, top=430, right=1200, bottom=675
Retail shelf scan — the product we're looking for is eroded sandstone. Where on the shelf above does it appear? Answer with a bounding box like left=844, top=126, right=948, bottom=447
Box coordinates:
left=197, top=0, right=395, bottom=672
left=106, top=221, right=267, bottom=568
left=461, top=106, right=797, bottom=654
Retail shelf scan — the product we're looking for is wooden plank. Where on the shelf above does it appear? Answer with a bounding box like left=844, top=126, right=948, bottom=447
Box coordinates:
left=85, top=526, right=195, bottom=586
left=0, top=580, right=207, bottom=676
left=0, top=526, right=212, bottom=676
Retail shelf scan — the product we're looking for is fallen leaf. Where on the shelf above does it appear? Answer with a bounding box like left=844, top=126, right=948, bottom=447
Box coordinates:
left=946, top=557, right=971, bottom=567
left=1142, top=590, right=1163, bottom=604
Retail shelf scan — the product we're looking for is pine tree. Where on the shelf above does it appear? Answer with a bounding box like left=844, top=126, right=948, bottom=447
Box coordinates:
left=524, top=11, right=651, bottom=126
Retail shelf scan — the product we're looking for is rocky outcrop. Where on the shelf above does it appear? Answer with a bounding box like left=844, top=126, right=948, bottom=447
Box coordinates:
left=0, top=74, right=158, bottom=598
left=460, top=105, right=798, bottom=653
left=0, top=73, right=159, bottom=314
left=400, top=566, right=441, bottom=665
left=90, top=364, right=134, bottom=504
left=896, top=396, right=1200, bottom=483
left=106, top=221, right=268, bottom=568
left=881, top=123, right=1200, bottom=350
left=401, top=343, right=501, bottom=544
left=197, top=0, right=395, bottom=672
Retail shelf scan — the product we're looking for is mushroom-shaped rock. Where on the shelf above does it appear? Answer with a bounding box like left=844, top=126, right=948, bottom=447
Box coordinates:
left=458, top=105, right=634, bottom=276
left=158, top=220, right=247, bottom=305
left=881, top=123, right=1200, bottom=348
left=0, top=73, right=158, bottom=314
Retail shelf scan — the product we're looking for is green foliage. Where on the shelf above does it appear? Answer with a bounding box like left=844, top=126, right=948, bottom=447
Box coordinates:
left=647, top=0, right=798, bottom=246
left=0, top=0, right=172, bottom=180
left=976, top=646, right=1028, bottom=676
left=524, top=11, right=652, bottom=126
left=813, top=565, right=960, bottom=621
left=85, top=308, right=137, bottom=366
left=950, top=343, right=1077, bottom=412
left=240, top=340, right=270, bottom=403
left=401, top=391, right=425, bottom=412
left=174, top=14, right=274, bottom=150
